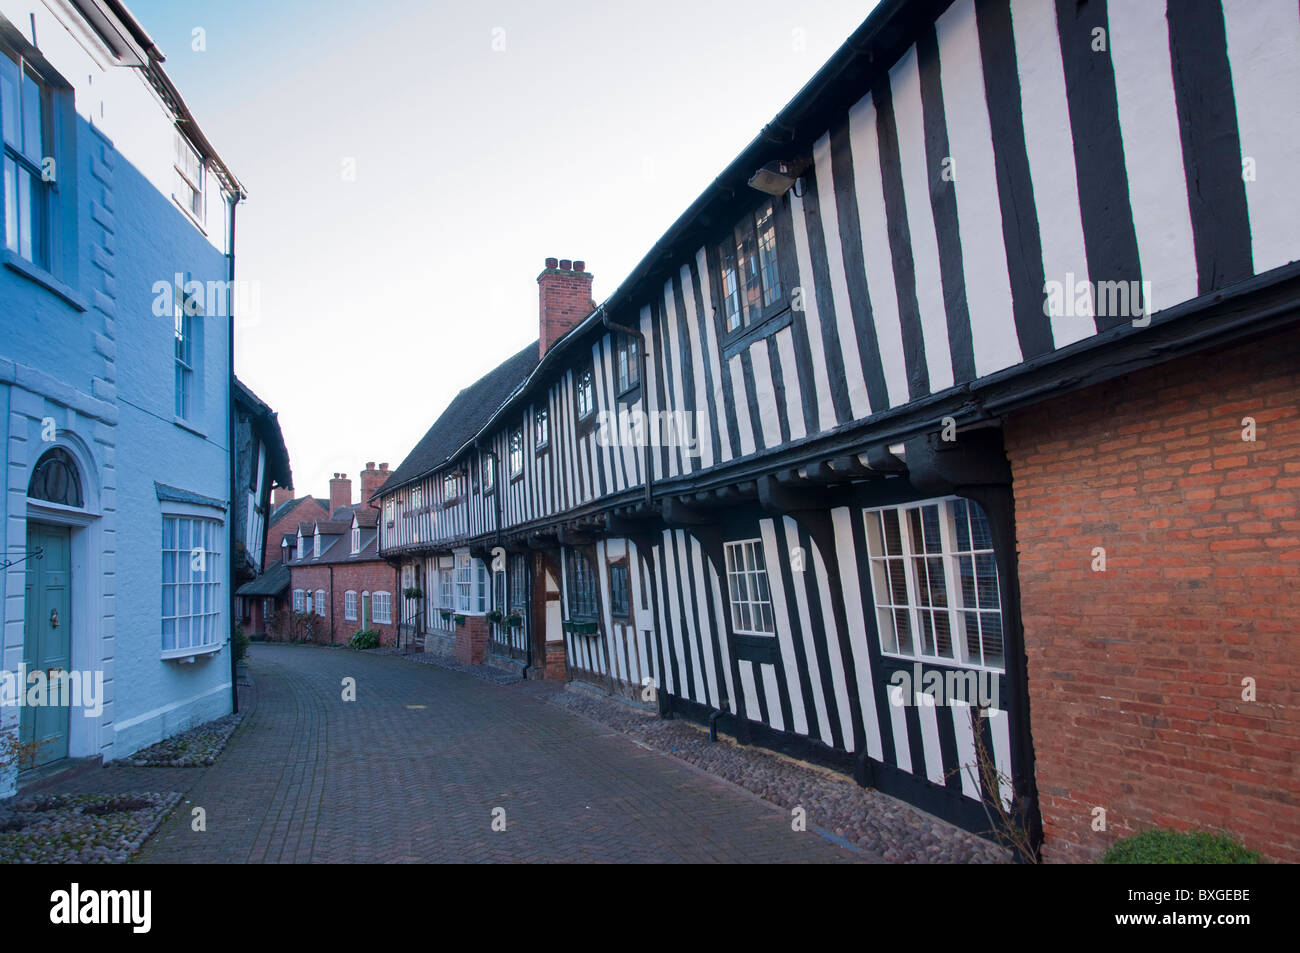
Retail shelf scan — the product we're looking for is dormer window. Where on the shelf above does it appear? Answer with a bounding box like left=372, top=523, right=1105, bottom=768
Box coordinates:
left=297, top=532, right=305, bottom=559
left=313, top=532, right=320, bottom=558
left=351, top=522, right=360, bottom=555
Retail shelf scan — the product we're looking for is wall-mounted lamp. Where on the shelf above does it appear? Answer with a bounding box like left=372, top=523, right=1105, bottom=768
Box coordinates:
left=747, top=158, right=809, bottom=196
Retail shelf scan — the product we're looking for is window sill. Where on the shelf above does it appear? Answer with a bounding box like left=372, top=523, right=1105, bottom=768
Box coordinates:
left=615, top=383, right=641, bottom=404
left=3, top=251, right=88, bottom=311
left=162, top=642, right=224, bottom=663
left=173, top=416, right=207, bottom=438
left=720, top=306, right=794, bottom=361
left=171, top=193, right=208, bottom=235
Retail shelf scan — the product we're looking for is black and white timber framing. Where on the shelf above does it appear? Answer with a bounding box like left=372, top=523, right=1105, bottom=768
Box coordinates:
left=376, top=0, right=1300, bottom=847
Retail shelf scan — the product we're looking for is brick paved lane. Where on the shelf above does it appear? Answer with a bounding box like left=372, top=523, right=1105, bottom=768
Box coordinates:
left=115, top=645, right=858, bottom=863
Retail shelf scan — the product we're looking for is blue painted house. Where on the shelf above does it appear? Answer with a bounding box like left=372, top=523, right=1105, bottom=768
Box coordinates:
left=0, top=0, right=249, bottom=792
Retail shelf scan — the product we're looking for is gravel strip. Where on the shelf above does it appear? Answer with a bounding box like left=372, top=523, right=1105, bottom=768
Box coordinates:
left=550, top=686, right=1011, bottom=864
left=0, top=791, right=182, bottom=863
left=127, top=712, right=244, bottom=767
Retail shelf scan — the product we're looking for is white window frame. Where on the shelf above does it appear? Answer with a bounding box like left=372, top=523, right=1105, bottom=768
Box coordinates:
left=313, top=532, right=320, bottom=558
left=508, top=428, right=523, bottom=477
left=1, top=48, right=56, bottom=271
left=293, top=589, right=305, bottom=613
left=862, top=497, right=1005, bottom=673
left=315, top=589, right=326, bottom=617
left=351, top=523, right=360, bottom=555
left=161, top=513, right=224, bottom=658
left=723, top=538, right=775, bottom=636
left=535, top=407, right=549, bottom=448
left=173, top=129, right=205, bottom=225
left=373, top=590, right=392, bottom=625
left=481, top=452, right=495, bottom=493
left=345, top=590, right=358, bottom=622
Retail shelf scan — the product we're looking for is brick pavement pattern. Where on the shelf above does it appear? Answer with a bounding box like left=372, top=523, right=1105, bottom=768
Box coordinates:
left=46, top=645, right=858, bottom=863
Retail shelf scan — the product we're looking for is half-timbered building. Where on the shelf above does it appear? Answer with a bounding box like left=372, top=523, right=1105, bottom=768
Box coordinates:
left=379, top=0, right=1300, bottom=861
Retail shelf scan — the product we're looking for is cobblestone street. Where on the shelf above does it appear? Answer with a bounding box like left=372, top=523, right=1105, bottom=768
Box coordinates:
left=39, top=645, right=861, bottom=863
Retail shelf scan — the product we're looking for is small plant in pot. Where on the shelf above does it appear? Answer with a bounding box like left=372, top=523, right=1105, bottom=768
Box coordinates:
left=403, top=586, right=423, bottom=600
left=439, top=609, right=452, bottom=621
left=453, top=614, right=466, bottom=626
left=486, top=609, right=503, bottom=625
left=504, top=612, right=523, bottom=629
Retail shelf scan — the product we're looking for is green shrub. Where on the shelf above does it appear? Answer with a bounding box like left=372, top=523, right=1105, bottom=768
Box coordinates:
left=1102, top=829, right=1261, bottom=864
left=232, top=623, right=250, bottom=662
left=349, top=629, right=380, bottom=651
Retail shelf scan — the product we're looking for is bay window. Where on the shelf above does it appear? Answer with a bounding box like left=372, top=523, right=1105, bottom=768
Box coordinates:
left=863, top=498, right=1004, bottom=671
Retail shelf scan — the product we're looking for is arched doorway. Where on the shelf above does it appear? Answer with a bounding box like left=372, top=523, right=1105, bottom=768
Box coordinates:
left=21, top=447, right=86, bottom=766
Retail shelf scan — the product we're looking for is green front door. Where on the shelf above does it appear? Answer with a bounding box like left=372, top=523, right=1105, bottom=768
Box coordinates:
left=21, top=523, right=71, bottom=766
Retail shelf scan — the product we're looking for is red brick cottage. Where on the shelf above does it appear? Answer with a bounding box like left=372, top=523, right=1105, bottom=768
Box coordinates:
left=285, top=468, right=400, bottom=646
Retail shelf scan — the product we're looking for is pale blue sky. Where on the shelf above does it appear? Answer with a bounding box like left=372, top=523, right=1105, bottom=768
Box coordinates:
left=127, top=0, right=876, bottom=499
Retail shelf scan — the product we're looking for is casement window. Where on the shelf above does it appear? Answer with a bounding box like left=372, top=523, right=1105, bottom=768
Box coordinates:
left=442, top=473, right=458, bottom=501
left=508, top=428, right=523, bottom=477
left=608, top=560, right=630, bottom=619
left=1, top=49, right=53, bottom=269
left=724, top=539, right=775, bottom=636
left=535, top=407, right=549, bottom=449
left=576, top=368, right=594, bottom=419
left=174, top=130, right=205, bottom=224
left=454, top=553, right=488, bottom=613
left=481, top=452, right=495, bottom=493
left=263, top=597, right=274, bottom=620
left=508, top=554, right=528, bottom=612
left=315, top=589, right=326, bottom=616
left=313, top=533, right=320, bottom=558
left=864, top=498, right=1005, bottom=671
left=293, top=590, right=305, bottom=612
left=351, top=524, right=360, bottom=555
left=373, top=591, right=392, bottom=625
left=173, top=272, right=196, bottom=420
left=565, top=548, right=598, bottom=621
left=438, top=567, right=453, bottom=609
left=161, top=516, right=223, bottom=654
left=412, top=485, right=423, bottom=509
left=718, top=200, right=784, bottom=334
left=615, top=334, right=639, bottom=394
left=345, top=590, right=357, bottom=622
left=384, top=499, right=394, bottom=525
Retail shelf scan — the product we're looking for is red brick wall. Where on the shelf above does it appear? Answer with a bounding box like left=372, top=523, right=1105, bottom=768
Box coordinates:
left=286, top=561, right=400, bottom=647
left=264, top=498, right=328, bottom=570
left=1005, top=326, right=1300, bottom=863
left=456, top=616, right=490, bottom=665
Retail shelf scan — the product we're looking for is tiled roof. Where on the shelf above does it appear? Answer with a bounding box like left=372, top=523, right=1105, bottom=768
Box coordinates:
left=378, top=341, right=540, bottom=496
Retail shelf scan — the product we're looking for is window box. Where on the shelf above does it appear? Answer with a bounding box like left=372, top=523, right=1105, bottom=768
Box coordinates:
left=439, top=610, right=452, bottom=621
left=563, top=619, right=597, bottom=636
left=453, top=614, right=466, bottom=626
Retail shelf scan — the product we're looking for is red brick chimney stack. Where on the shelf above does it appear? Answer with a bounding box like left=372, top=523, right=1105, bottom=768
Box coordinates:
left=538, top=257, right=594, bottom=358
left=272, top=486, right=293, bottom=508
left=360, top=462, right=391, bottom=506
left=329, top=473, right=353, bottom=516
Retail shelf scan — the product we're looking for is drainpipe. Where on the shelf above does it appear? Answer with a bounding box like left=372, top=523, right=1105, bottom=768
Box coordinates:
left=227, top=195, right=240, bottom=715
left=599, top=307, right=652, bottom=508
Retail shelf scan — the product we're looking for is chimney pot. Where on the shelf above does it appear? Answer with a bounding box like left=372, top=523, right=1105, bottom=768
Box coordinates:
left=366, top=461, right=375, bottom=470
left=559, top=258, right=572, bottom=271
left=380, top=462, right=388, bottom=470
left=574, top=260, right=585, bottom=272
left=545, top=257, right=558, bottom=269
